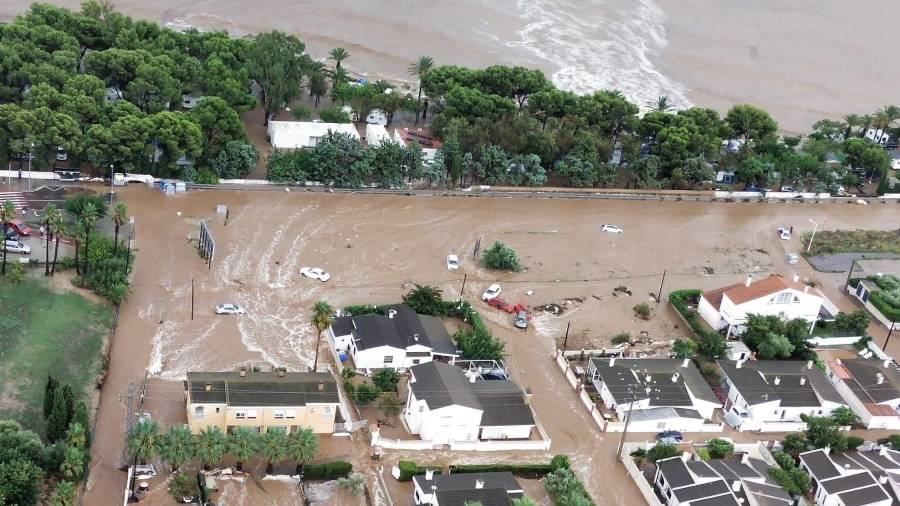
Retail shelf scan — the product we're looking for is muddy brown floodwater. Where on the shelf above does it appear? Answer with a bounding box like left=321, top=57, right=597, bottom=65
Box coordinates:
left=84, top=186, right=895, bottom=504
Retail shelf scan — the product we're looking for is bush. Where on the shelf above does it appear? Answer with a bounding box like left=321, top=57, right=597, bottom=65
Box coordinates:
left=782, top=433, right=808, bottom=453
left=303, top=460, right=352, bottom=480
left=402, top=284, right=447, bottom=316
left=320, top=105, right=351, bottom=123
left=770, top=468, right=801, bottom=495
left=695, top=448, right=710, bottom=461
left=482, top=241, right=522, bottom=271
left=7, top=263, right=25, bottom=284
left=772, top=451, right=796, bottom=470
left=846, top=436, right=865, bottom=450
left=706, top=438, right=734, bottom=458
left=211, top=141, right=260, bottom=179
left=372, top=369, right=401, bottom=392
left=647, top=443, right=680, bottom=462
left=544, top=468, right=593, bottom=505
left=632, top=303, right=652, bottom=320
left=342, top=304, right=388, bottom=317
left=869, top=291, right=900, bottom=321
left=611, top=333, right=630, bottom=345
left=397, top=460, right=440, bottom=481
left=169, top=472, right=196, bottom=501
left=697, top=333, right=727, bottom=360
left=834, top=310, right=870, bottom=336
left=550, top=454, right=571, bottom=471
left=671, top=339, right=696, bottom=359
left=450, top=463, right=555, bottom=476
left=831, top=406, right=860, bottom=427
left=291, top=104, right=312, bottom=121
left=629, top=448, right=647, bottom=465
left=353, top=383, right=380, bottom=406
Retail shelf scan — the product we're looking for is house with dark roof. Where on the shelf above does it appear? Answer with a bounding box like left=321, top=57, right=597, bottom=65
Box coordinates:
left=403, top=362, right=536, bottom=444
left=826, top=358, right=900, bottom=429
left=654, top=453, right=793, bottom=506
left=184, top=370, right=340, bottom=434
left=328, top=305, right=458, bottom=371
left=585, top=358, right=722, bottom=432
left=719, top=359, right=847, bottom=432
left=698, top=274, right=824, bottom=337
left=799, top=447, right=900, bottom=506
left=412, top=471, right=524, bottom=505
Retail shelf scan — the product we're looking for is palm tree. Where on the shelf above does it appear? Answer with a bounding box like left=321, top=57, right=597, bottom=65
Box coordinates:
left=647, top=95, right=674, bottom=112
left=112, top=202, right=127, bottom=254
left=157, top=425, right=195, bottom=471
left=227, top=426, right=259, bottom=472
left=67, top=422, right=87, bottom=449
left=80, top=202, right=99, bottom=275
left=71, top=221, right=85, bottom=276
left=407, top=56, right=434, bottom=126
left=329, top=47, right=350, bottom=69
left=309, top=69, right=328, bottom=107
left=127, top=419, right=160, bottom=465
left=196, top=426, right=227, bottom=470
left=877, top=105, right=900, bottom=142
left=60, top=445, right=85, bottom=480
left=287, top=427, right=319, bottom=475
left=43, top=203, right=60, bottom=276
left=311, top=300, right=334, bottom=371
left=842, top=113, right=861, bottom=139
left=51, top=219, right=66, bottom=276
left=859, top=114, right=874, bottom=137
left=0, top=200, right=16, bottom=275
left=330, top=66, right=350, bottom=93
left=54, top=481, right=76, bottom=506
left=260, top=430, right=288, bottom=474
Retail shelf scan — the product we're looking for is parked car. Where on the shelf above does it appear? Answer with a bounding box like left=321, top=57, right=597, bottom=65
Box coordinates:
left=214, top=303, right=245, bottom=315
left=8, top=219, right=31, bottom=236
left=3, top=228, right=19, bottom=241
left=601, top=224, right=623, bottom=234
left=656, top=430, right=683, bottom=443
left=482, top=283, right=502, bottom=301
left=56, top=146, right=68, bottom=161
left=780, top=186, right=794, bottom=192
left=446, top=254, right=459, bottom=271
left=515, top=311, right=529, bottom=329
left=300, top=267, right=331, bottom=281
left=4, top=240, right=30, bottom=254
left=777, top=227, right=791, bottom=240
left=488, top=297, right=515, bottom=313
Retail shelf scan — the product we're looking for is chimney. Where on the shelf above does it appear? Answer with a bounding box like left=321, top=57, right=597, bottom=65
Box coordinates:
left=413, top=333, right=419, bottom=342
left=318, top=382, right=325, bottom=391
left=884, top=359, right=892, bottom=369
left=774, top=376, right=781, bottom=386
left=523, top=387, right=533, bottom=405
left=793, top=274, right=800, bottom=283
left=804, top=285, right=810, bottom=293
left=740, top=453, right=750, bottom=465
left=877, top=373, right=885, bottom=385
left=731, top=480, right=741, bottom=492
left=609, top=357, right=616, bottom=367
left=800, top=377, right=806, bottom=386
left=277, top=367, right=286, bottom=377
left=807, top=360, right=813, bottom=369
left=880, top=476, right=889, bottom=485
left=836, top=358, right=842, bottom=365
left=469, top=372, right=477, bottom=383
left=646, top=374, right=652, bottom=382
left=745, top=275, right=753, bottom=287
left=388, top=309, right=397, bottom=319
left=239, top=367, right=247, bottom=377
left=205, top=383, right=212, bottom=392
left=475, top=479, right=484, bottom=489
left=682, top=358, right=690, bottom=368
left=671, top=373, right=680, bottom=383
left=736, top=360, right=743, bottom=369
left=425, top=469, right=434, bottom=480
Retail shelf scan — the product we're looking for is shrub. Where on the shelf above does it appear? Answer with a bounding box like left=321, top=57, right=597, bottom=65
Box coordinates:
left=372, top=369, right=401, bottom=392
left=770, top=468, right=801, bottom=495
left=397, top=460, right=440, bottom=481
left=854, top=336, right=872, bottom=351
left=697, top=333, right=727, bottom=360
left=671, top=339, right=696, bottom=359
left=319, top=105, right=351, bottom=123
left=846, top=436, right=865, bottom=450
left=291, top=104, right=312, bottom=121
left=211, top=141, right=259, bottom=179
left=831, top=406, right=860, bottom=427
left=647, top=443, right=680, bottom=462
left=834, top=310, right=870, bottom=336
left=402, top=284, right=447, bottom=316
left=611, top=333, right=630, bottom=345
left=699, top=363, right=722, bottom=386
left=706, top=438, right=734, bottom=458
left=304, top=460, right=352, bottom=480
left=629, top=448, right=647, bottom=465
left=870, top=291, right=900, bottom=320
left=781, top=433, right=808, bottom=453
left=450, top=463, right=555, bottom=476
left=632, top=303, right=652, bottom=320
left=353, top=383, right=380, bottom=406
left=772, top=451, right=796, bottom=470
left=695, top=448, right=710, bottom=461
left=378, top=395, right=401, bottom=417
left=550, top=454, right=571, bottom=471
left=342, top=304, right=387, bottom=317
left=337, top=472, right=365, bottom=496
left=482, top=241, right=522, bottom=272
left=788, top=468, right=811, bottom=494
left=7, top=263, right=25, bottom=284
left=168, top=472, right=196, bottom=501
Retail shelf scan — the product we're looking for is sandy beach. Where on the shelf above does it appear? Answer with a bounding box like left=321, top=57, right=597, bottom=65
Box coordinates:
left=1, top=0, right=896, bottom=133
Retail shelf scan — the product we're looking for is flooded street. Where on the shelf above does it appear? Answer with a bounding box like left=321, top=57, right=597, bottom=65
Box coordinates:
left=85, top=186, right=895, bottom=504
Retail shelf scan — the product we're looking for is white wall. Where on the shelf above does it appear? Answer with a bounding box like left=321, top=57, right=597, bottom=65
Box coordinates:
left=418, top=405, right=482, bottom=444
left=354, top=345, right=407, bottom=370
left=479, top=424, right=533, bottom=440
left=698, top=296, right=726, bottom=330
left=719, top=289, right=821, bottom=330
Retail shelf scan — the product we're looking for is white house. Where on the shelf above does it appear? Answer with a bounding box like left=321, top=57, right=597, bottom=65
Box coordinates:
left=412, top=471, right=524, bottom=505
left=889, top=150, right=900, bottom=171
left=105, top=86, right=123, bottom=104
left=826, top=358, right=900, bottom=430
left=365, top=124, right=403, bottom=148
left=267, top=121, right=360, bottom=149
left=865, top=128, right=891, bottom=145
left=698, top=274, right=824, bottom=336
left=404, top=362, right=536, bottom=445
left=654, top=453, right=792, bottom=506
left=585, top=358, right=722, bottom=432
left=327, top=305, right=457, bottom=372
left=715, top=170, right=736, bottom=184
left=719, top=359, right=847, bottom=432
left=799, top=448, right=900, bottom=506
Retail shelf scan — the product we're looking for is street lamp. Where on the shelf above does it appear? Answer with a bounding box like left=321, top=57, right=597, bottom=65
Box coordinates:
left=806, top=219, right=819, bottom=254
left=27, top=142, right=34, bottom=191
left=109, top=164, right=114, bottom=203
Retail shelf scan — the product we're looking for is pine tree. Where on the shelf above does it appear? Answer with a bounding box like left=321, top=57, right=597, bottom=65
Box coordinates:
left=47, top=388, right=69, bottom=442
left=44, top=375, right=58, bottom=420
left=72, top=402, right=91, bottom=446
left=61, top=385, right=74, bottom=426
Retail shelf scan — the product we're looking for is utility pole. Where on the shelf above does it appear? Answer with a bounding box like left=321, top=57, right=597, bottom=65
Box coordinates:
left=844, top=258, right=857, bottom=292
left=562, top=321, right=571, bottom=352
left=617, top=387, right=636, bottom=459
left=657, top=269, right=667, bottom=303
left=191, top=278, right=195, bottom=320
left=460, top=273, right=467, bottom=297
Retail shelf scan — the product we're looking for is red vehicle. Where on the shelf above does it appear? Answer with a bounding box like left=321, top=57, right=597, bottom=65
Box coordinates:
left=7, top=219, right=31, bottom=236
left=487, top=297, right=516, bottom=313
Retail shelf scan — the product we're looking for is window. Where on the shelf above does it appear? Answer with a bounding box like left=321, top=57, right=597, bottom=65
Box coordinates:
left=412, top=359, right=420, bottom=365
left=235, top=411, right=246, bottom=419
left=771, top=292, right=793, bottom=304
left=194, top=406, right=204, bottom=417
left=246, top=410, right=258, bottom=419
left=384, top=356, right=394, bottom=364
left=286, top=410, right=296, bottom=419
left=656, top=422, right=665, bottom=429
left=274, top=410, right=285, bottom=419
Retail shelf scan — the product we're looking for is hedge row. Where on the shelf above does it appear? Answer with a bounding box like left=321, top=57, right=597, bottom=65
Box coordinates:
left=398, top=460, right=441, bottom=482
left=304, top=460, right=352, bottom=480
left=668, top=289, right=708, bottom=337
left=342, top=304, right=389, bottom=317
left=870, top=292, right=900, bottom=321
left=449, top=463, right=555, bottom=476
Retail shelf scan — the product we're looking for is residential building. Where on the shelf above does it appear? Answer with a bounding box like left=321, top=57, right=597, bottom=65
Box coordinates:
left=698, top=274, right=824, bottom=336
left=848, top=278, right=900, bottom=331
left=585, top=358, right=722, bottom=432
left=184, top=370, right=340, bottom=434
left=365, top=124, right=403, bottom=148
left=267, top=120, right=360, bottom=149
left=715, top=170, right=736, bottom=184
left=799, top=447, right=900, bottom=505
left=328, top=304, right=458, bottom=371
left=654, top=453, right=793, bottom=506
left=826, top=358, right=900, bottom=429
left=396, top=128, right=443, bottom=164
left=719, top=359, right=847, bottom=431
left=404, top=361, right=536, bottom=444
left=413, top=471, right=524, bottom=505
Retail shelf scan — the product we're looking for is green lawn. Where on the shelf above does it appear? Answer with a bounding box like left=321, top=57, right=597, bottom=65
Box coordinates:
left=0, top=278, right=113, bottom=434
left=803, top=229, right=900, bottom=256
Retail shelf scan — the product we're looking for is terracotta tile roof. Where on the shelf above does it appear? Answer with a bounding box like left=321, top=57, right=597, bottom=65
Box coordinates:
left=829, top=362, right=853, bottom=380
left=703, top=275, right=809, bottom=308
left=865, top=403, right=896, bottom=416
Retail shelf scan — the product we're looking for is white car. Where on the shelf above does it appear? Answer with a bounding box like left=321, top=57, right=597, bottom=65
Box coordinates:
left=4, top=241, right=30, bottom=254
left=482, top=283, right=502, bottom=301
left=215, top=303, right=245, bottom=315
left=446, top=254, right=459, bottom=270
left=601, top=224, right=623, bottom=234
left=300, top=267, right=331, bottom=282
left=777, top=227, right=791, bottom=240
